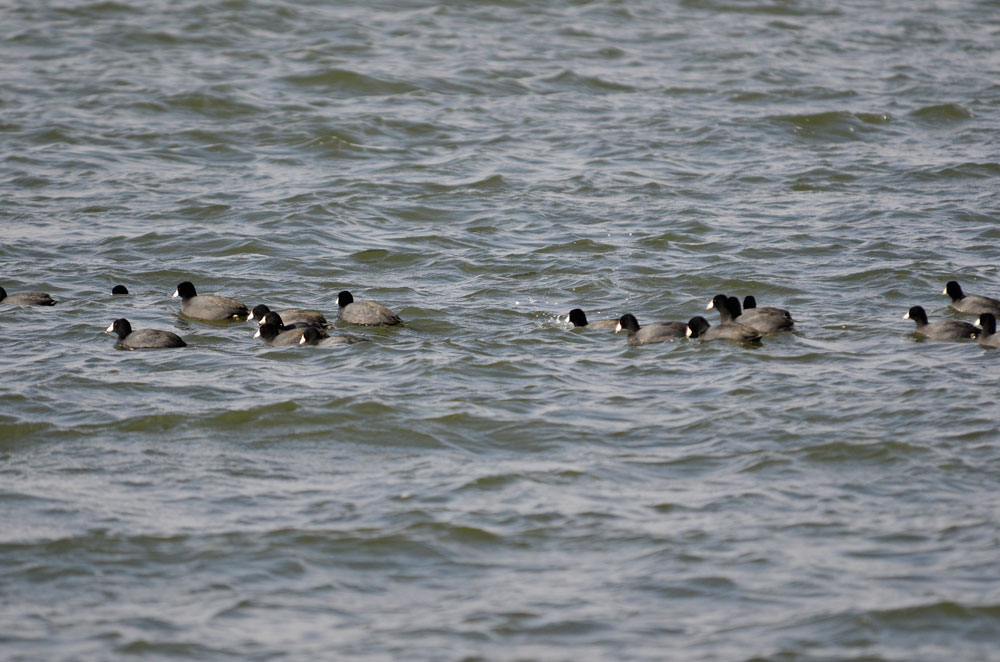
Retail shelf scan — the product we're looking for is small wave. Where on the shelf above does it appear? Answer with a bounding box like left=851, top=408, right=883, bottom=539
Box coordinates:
left=911, top=162, right=1000, bottom=180
left=55, top=1, right=137, bottom=18
left=201, top=400, right=299, bottom=428
left=116, top=412, right=189, bottom=433
left=455, top=473, right=521, bottom=492
left=492, top=617, right=614, bottom=637
left=868, top=600, right=1000, bottom=628
left=0, top=489, right=63, bottom=505
left=174, top=202, right=233, bottom=220
left=772, top=600, right=1000, bottom=656
left=347, top=248, right=424, bottom=267
left=736, top=455, right=794, bottom=473
left=770, top=110, right=887, bottom=142
left=788, top=166, right=859, bottom=191
left=407, top=521, right=503, bottom=545
left=533, top=239, right=617, bottom=255
left=730, top=86, right=858, bottom=104
left=104, top=29, right=186, bottom=48
left=164, top=90, right=264, bottom=118
left=29, top=125, right=80, bottom=147
left=117, top=640, right=225, bottom=657
left=421, top=174, right=508, bottom=193
left=911, top=103, right=974, bottom=122
left=282, top=69, right=418, bottom=96
left=533, top=69, right=636, bottom=94
left=681, top=0, right=840, bottom=17
left=855, top=112, right=892, bottom=124
left=797, top=439, right=929, bottom=464
left=827, top=266, right=917, bottom=286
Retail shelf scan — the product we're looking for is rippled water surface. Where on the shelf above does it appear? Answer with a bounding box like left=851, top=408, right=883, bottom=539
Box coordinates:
left=3, top=1, right=1000, bottom=660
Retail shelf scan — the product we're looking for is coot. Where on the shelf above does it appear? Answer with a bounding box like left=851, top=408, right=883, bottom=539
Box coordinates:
left=106, top=318, right=186, bottom=349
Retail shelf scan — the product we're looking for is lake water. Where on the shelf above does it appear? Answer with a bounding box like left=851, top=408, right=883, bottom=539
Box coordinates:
left=3, top=1, right=1000, bottom=660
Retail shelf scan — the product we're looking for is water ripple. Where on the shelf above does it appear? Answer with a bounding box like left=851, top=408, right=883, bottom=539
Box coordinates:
left=2, top=0, right=1000, bottom=660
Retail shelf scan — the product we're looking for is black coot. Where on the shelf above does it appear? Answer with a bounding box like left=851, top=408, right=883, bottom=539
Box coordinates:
left=106, top=318, right=186, bottom=349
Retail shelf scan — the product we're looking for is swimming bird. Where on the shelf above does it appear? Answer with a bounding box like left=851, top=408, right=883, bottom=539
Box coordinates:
left=336, top=290, right=402, bottom=326
left=111, top=285, right=129, bottom=295
left=172, top=281, right=248, bottom=321
left=742, top=295, right=792, bottom=319
left=903, top=305, right=979, bottom=340
left=0, top=286, right=56, bottom=306
left=727, top=296, right=794, bottom=334
left=247, top=303, right=328, bottom=328
left=566, top=308, right=618, bottom=329
left=253, top=322, right=309, bottom=346
left=615, top=313, right=686, bottom=346
left=975, top=313, right=1000, bottom=348
left=259, top=311, right=320, bottom=331
left=706, top=294, right=738, bottom=323
left=942, top=280, right=1000, bottom=316
left=706, top=294, right=792, bottom=333
left=686, top=315, right=762, bottom=342
left=298, top=327, right=367, bottom=346
left=105, top=318, right=186, bottom=349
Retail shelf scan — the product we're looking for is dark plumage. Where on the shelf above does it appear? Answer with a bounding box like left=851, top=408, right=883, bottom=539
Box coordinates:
left=615, top=313, right=686, bottom=346
left=298, top=327, right=367, bottom=346
left=942, top=281, right=1000, bottom=316
left=248, top=304, right=270, bottom=322
left=566, top=308, right=617, bottom=329
left=728, top=296, right=794, bottom=334
left=260, top=311, right=318, bottom=331
left=0, top=286, right=56, bottom=306
left=111, top=285, right=129, bottom=295
left=706, top=294, right=738, bottom=323
left=105, top=318, right=186, bottom=349
left=172, top=281, right=248, bottom=321
left=686, top=316, right=762, bottom=342
left=336, top=290, right=402, bottom=326
left=742, top=295, right=792, bottom=319
left=706, top=294, right=792, bottom=333
left=903, top=305, right=979, bottom=341
left=248, top=303, right=328, bottom=328
left=975, top=313, right=1000, bottom=348
left=254, top=322, right=308, bottom=346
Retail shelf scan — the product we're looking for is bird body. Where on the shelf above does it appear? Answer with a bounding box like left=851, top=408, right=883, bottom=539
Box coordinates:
left=106, top=318, right=186, bottom=349
left=336, top=291, right=402, bottom=326
left=0, top=286, right=56, bottom=306
left=742, top=295, right=792, bottom=319
left=903, top=305, right=979, bottom=341
left=566, top=308, right=617, bottom=329
left=707, top=294, right=792, bottom=334
left=943, top=281, right=1000, bottom=316
left=254, top=323, right=309, bottom=346
left=686, top=316, right=761, bottom=342
left=248, top=304, right=328, bottom=328
left=975, top=313, right=1000, bottom=348
left=616, top=313, right=686, bottom=346
left=298, top=327, right=367, bottom=346
left=728, top=297, right=793, bottom=334
left=173, top=281, right=248, bottom=321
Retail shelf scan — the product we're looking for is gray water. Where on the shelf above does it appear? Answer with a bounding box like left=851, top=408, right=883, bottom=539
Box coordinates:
left=3, top=1, right=1000, bottom=660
